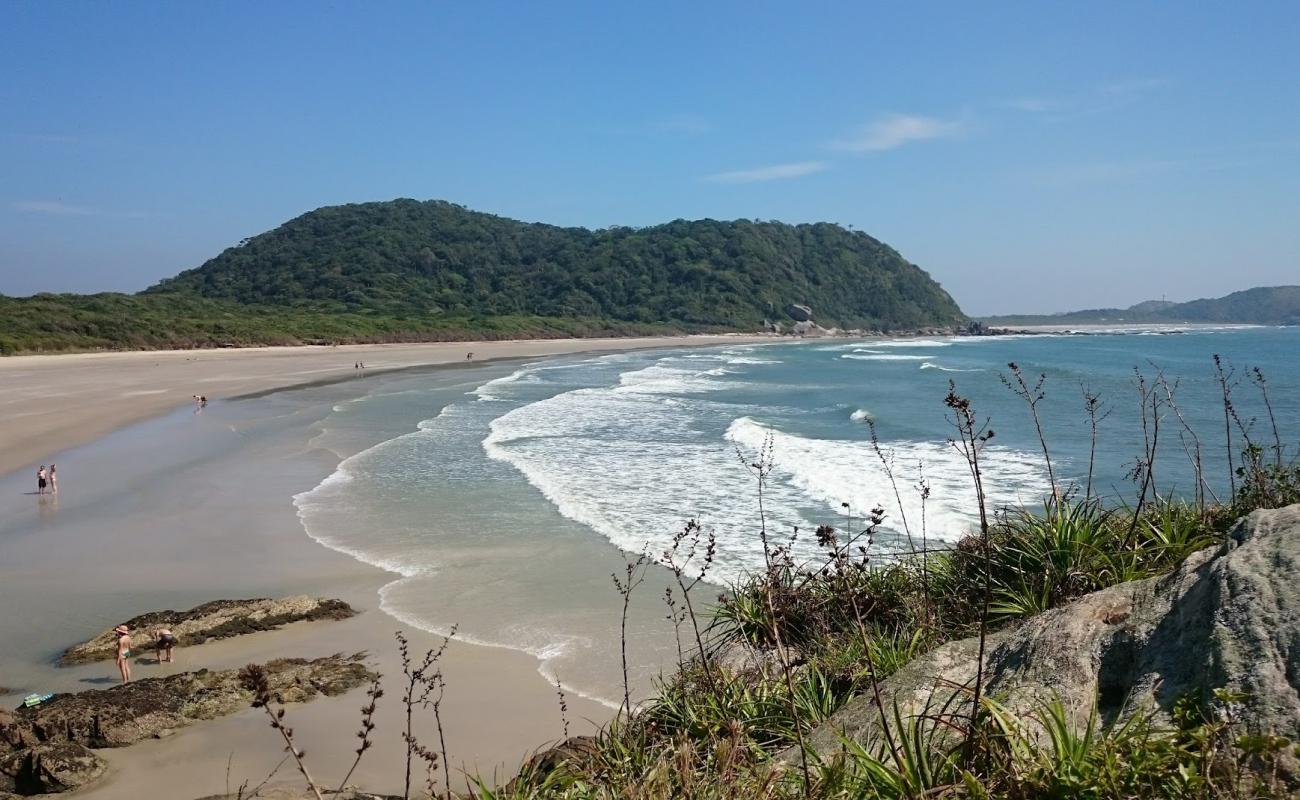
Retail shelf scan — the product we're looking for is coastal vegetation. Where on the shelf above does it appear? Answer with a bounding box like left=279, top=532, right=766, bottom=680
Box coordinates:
left=10, top=355, right=1299, bottom=800
left=0, top=200, right=967, bottom=354
left=380, top=356, right=1293, bottom=800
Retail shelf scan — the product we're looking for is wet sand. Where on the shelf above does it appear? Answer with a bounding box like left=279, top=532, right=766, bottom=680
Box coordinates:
left=0, top=335, right=769, bottom=478
left=0, top=340, right=762, bottom=797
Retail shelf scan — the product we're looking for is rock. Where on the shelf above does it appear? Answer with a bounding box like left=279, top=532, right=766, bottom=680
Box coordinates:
left=800, top=505, right=1300, bottom=779
left=785, top=304, right=813, bottom=322
left=8, top=654, right=373, bottom=750
left=507, top=736, right=600, bottom=793
left=0, top=742, right=107, bottom=794
left=791, top=320, right=828, bottom=338
left=59, top=597, right=356, bottom=665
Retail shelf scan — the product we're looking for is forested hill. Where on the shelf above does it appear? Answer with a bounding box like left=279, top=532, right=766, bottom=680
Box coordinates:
left=981, top=286, right=1300, bottom=326
left=149, top=199, right=965, bottom=331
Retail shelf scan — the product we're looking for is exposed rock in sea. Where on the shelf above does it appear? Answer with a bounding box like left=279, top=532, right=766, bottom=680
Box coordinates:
left=1, top=654, right=374, bottom=795
left=0, top=743, right=106, bottom=795
left=59, top=597, right=356, bottom=665
left=7, top=654, right=373, bottom=750
left=797, top=504, right=1300, bottom=781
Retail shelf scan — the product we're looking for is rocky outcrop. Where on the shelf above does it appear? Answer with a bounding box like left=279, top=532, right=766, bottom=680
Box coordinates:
left=0, top=743, right=106, bottom=795
left=59, top=597, right=356, bottom=665
left=6, top=654, right=372, bottom=751
left=801, top=505, right=1300, bottom=777
left=785, top=304, right=814, bottom=322
left=506, top=736, right=601, bottom=794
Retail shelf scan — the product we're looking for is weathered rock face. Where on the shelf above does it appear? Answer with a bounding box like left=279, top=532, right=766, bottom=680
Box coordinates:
left=802, top=505, right=1300, bottom=775
left=785, top=303, right=813, bottom=322
left=4, top=655, right=373, bottom=752
left=0, top=743, right=106, bottom=795
left=59, top=597, right=356, bottom=665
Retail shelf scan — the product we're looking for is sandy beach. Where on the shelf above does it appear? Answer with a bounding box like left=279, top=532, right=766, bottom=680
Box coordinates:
left=0, top=335, right=769, bottom=478
left=0, top=335, right=769, bottom=798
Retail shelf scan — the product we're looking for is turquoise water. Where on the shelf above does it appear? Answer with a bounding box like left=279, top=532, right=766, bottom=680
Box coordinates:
left=293, top=325, right=1300, bottom=703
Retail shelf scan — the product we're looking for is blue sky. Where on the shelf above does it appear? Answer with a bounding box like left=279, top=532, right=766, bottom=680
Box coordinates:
left=1, top=2, right=1297, bottom=315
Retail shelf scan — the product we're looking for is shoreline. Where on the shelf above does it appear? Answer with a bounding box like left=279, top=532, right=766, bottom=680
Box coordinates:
left=0, top=333, right=776, bottom=478
left=1, top=336, right=783, bottom=797
left=0, top=357, right=628, bottom=797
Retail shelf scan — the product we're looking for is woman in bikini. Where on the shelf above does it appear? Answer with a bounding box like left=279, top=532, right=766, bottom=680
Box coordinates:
left=114, top=625, right=132, bottom=683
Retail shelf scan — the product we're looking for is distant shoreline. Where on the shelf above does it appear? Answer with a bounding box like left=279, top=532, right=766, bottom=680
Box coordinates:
left=0, top=334, right=774, bottom=478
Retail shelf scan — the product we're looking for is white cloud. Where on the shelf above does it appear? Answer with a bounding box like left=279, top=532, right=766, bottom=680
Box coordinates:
left=705, top=161, right=828, bottom=183
left=830, top=114, right=964, bottom=153
left=12, top=200, right=96, bottom=215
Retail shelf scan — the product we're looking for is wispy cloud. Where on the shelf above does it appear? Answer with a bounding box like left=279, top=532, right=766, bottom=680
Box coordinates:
left=705, top=161, right=828, bottom=183
left=12, top=200, right=97, bottom=215
left=830, top=114, right=964, bottom=153
left=1002, top=78, right=1170, bottom=120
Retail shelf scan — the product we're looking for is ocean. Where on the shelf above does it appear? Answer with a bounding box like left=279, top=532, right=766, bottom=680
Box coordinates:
left=292, top=325, right=1300, bottom=705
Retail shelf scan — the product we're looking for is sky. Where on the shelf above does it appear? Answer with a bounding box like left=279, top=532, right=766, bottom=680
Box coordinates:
left=1, top=2, right=1297, bottom=315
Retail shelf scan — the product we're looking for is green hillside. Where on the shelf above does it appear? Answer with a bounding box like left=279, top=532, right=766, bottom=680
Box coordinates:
left=150, top=199, right=963, bottom=330
left=981, top=286, right=1300, bottom=327
left=2, top=199, right=967, bottom=354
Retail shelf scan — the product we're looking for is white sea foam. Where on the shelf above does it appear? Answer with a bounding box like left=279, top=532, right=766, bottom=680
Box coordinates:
left=869, top=339, right=954, bottom=348
left=842, top=353, right=929, bottom=361
left=727, top=356, right=782, bottom=365
left=850, top=408, right=873, bottom=422
left=919, top=362, right=984, bottom=372
left=726, top=417, right=1053, bottom=546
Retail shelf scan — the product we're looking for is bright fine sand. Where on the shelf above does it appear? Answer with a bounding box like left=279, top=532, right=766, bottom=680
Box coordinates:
left=0, top=334, right=766, bottom=798
left=0, top=335, right=765, bottom=477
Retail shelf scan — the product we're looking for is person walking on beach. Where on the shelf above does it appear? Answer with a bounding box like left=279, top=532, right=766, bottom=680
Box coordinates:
left=154, top=628, right=178, bottom=663
left=48, top=464, right=57, bottom=494
left=36, top=466, right=47, bottom=495
left=113, top=625, right=132, bottom=683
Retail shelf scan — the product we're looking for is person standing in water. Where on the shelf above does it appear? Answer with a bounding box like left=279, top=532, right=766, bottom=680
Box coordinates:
left=48, top=464, right=57, bottom=494
left=36, top=466, right=47, bottom=495
left=114, top=625, right=132, bottom=683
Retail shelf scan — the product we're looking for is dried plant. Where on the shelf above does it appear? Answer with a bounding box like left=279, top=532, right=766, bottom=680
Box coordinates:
left=1002, top=362, right=1058, bottom=502
left=611, top=551, right=649, bottom=716
left=337, top=674, right=383, bottom=792
left=397, top=627, right=456, bottom=800
left=237, top=663, right=324, bottom=800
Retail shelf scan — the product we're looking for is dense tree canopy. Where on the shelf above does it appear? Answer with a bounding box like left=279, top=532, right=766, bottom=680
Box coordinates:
left=150, top=199, right=965, bottom=331
left=2, top=200, right=970, bottom=353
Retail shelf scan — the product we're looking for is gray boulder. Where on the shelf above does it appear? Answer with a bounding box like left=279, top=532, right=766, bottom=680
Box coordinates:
left=785, top=304, right=813, bottom=322
left=801, top=505, right=1300, bottom=775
